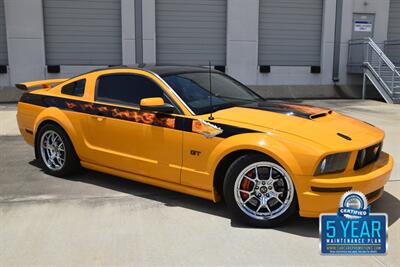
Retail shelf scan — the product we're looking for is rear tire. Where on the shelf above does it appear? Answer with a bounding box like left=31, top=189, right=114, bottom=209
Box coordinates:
left=35, top=124, right=81, bottom=177
left=223, top=154, right=298, bottom=227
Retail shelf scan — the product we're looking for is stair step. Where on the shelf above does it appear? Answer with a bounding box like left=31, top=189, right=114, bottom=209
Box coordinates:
left=378, top=76, right=400, bottom=80
left=381, top=76, right=400, bottom=78
left=381, top=79, right=400, bottom=82
left=378, top=72, right=400, bottom=74
left=380, top=79, right=400, bottom=83
left=381, top=80, right=400, bottom=83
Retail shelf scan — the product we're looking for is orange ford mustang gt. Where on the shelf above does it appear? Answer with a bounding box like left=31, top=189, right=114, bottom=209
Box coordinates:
left=16, top=66, right=393, bottom=227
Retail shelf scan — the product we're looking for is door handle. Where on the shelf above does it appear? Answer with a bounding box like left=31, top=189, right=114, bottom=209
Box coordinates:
left=90, top=115, right=105, bottom=122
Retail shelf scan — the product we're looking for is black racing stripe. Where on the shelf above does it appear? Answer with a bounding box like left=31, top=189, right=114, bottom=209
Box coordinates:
left=174, top=116, right=193, bottom=132
left=173, top=116, right=259, bottom=137
left=242, top=103, right=310, bottom=119
left=19, top=93, right=261, bottom=138
left=212, top=122, right=259, bottom=138
left=20, top=93, right=47, bottom=107
left=240, top=101, right=332, bottom=120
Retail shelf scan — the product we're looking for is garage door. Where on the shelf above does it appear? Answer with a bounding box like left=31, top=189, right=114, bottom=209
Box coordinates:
left=0, top=0, right=7, bottom=65
left=388, top=0, right=400, bottom=40
left=155, top=0, right=227, bottom=66
left=43, top=0, right=122, bottom=65
left=258, top=0, right=323, bottom=66
left=386, top=0, right=400, bottom=65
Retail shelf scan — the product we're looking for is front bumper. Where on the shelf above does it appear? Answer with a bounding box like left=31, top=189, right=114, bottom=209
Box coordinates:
left=296, top=152, right=393, bottom=218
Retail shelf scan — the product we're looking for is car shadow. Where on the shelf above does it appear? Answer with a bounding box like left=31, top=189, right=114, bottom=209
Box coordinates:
left=29, top=160, right=400, bottom=238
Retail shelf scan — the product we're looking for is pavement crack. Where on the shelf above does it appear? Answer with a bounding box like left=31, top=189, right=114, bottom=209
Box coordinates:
left=372, top=256, right=387, bottom=267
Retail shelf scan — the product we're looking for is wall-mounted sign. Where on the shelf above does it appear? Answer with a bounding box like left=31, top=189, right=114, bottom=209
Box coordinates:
left=354, top=20, right=373, bottom=32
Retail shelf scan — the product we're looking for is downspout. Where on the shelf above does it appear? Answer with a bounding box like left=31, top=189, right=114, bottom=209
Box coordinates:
left=135, top=0, right=143, bottom=64
left=332, top=0, right=343, bottom=82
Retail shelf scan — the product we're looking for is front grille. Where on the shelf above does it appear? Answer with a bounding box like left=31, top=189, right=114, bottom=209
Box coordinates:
left=354, top=142, right=382, bottom=170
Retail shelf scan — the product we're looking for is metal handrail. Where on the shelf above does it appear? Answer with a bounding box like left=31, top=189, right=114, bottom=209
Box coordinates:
left=364, top=62, right=393, bottom=95
left=358, top=38, right=400, bottom=101
left=365, top=37, right=399, bottom=74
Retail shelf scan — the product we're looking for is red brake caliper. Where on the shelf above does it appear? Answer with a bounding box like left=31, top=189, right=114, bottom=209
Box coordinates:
left=240, top=171, right=253, bottom=200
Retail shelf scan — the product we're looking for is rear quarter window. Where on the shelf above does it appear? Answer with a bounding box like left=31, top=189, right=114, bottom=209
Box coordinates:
left=61, top=79, right=86, bottom=97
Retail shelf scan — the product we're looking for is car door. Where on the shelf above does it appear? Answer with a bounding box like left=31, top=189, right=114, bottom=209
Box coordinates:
left=82, top=71, right=183, bottom=184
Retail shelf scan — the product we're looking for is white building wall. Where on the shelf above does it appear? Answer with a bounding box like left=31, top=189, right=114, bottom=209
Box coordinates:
left=338, top=0, right=391, bottom=85
left=0, top=0, right=394, bottom=97
left=0, top=67, right=9, bottom=87
left=142, top=0, right=156, bottom=64
left=122, top=0, right=136, bottom=65
left=226, top=0, right=259, bottom=85
left=4, top=0, right=46, bottom=85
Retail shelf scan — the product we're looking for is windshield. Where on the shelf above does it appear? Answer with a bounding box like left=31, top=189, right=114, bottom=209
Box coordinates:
left=162, top=72, right=263, bottom=115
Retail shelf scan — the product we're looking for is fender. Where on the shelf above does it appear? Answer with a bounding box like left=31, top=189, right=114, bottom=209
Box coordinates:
left=207, top=133, right=302, bottom=181
left=207, top=131, right=326, bottom=201
left=33, top=107, right=82, bottom=157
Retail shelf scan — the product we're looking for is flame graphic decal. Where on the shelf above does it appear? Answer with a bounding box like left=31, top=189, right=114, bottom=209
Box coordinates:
left=19, top=93, right=258, bottom=138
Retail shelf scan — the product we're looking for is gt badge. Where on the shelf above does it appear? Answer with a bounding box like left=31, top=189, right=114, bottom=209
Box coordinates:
left=190, top=150, right=201, bottom=156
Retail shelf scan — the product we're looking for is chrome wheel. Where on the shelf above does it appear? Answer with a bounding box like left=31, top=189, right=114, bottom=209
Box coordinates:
left=40, top=130, right=66, bottom=171
left=234, top=162, right=294, bottom=220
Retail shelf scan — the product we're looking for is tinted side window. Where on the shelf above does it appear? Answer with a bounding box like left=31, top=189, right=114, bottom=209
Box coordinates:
left=61, top=79, right=86, bottom=96
left=96, top=74, right=168, bottom=106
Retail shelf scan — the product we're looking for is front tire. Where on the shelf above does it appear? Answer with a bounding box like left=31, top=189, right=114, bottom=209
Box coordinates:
left=223, top=154, right=298, bottom=227
left=36, top=124, right=81, bottom=177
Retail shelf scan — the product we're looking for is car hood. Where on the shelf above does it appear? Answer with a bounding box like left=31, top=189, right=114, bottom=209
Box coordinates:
left=212, top=101, right=384, bottom=150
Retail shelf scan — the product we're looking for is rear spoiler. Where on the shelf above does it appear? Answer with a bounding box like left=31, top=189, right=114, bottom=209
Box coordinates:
left=15, top=78, right=68, bottom=91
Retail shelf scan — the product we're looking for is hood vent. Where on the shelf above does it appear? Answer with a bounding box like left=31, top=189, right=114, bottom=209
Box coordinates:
left=337, top=132, right=352, bottom=141
left=309, top=110, right=332, bottom=120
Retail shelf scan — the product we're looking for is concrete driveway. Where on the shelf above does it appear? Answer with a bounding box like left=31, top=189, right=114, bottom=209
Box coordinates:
left=0, top=100, right=399, bottom=266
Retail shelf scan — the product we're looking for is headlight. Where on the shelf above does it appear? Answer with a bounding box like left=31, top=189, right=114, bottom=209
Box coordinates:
left=314, top=152, right=351, bottom=175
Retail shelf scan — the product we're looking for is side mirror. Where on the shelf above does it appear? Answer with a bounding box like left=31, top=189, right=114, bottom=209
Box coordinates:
left=139, top=97, right=175, bottom=113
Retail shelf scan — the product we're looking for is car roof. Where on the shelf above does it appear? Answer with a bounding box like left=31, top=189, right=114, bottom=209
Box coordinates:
left=86, top=65, right=219, bottom=77
left=143, top=65, right=217, bottom=76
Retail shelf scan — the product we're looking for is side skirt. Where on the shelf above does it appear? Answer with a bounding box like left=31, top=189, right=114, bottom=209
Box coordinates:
left=81, top=161, right=216, bottom=202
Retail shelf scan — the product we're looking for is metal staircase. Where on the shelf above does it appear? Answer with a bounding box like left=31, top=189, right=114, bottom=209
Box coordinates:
left=348, top=38, right=400, bottom=104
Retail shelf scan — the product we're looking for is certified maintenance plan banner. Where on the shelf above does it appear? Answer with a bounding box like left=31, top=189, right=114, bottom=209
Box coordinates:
left=320, top=192, right=388, bottom=255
